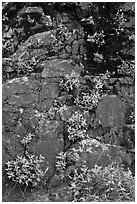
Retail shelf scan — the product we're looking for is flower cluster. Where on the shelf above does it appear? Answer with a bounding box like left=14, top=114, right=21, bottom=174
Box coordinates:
left=67, top=111, right=87, bottom=141
left=128, top=34, right=135, bottom=41
left=74, top=72, right=110, bottom=110
left=93, top=52, right=104, bottom=63
left=60, top=70, right=80, bottom=92
left=117, top=60, right=135, bottom=77
left=114, top=10, right=126, bottom=34
left=87, top=31, right=105, bottom=46
left=129, top=111, right=135, bottom=123
left=21, top=132, right=35, bottom=145
left=75, top=90, right=100, bottom=110
left=15, top=56, right=38, bottom=75
left=5, top=154, right=45, bottom=187
left=93, top=72, right=110, bottom=95
left=56, top=151, right=67, bottom=173
left=74, top=92, right=93, bottom=110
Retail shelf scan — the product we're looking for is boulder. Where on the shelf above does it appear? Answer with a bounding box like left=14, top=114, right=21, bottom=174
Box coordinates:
left=41, top=59, right=84, bottom=78
left=2, top=74, right=65, bottom=181
left=40, top=79, right=60, bottom=101
left=96, top=95, right=125, bottom=127
left=67, top=138, right=131, bottom=170
left=30, top=120, right=64, bottom=179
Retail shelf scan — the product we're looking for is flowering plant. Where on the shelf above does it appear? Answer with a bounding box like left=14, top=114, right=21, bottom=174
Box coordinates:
left=5, top=154, right=45, bottom=187
left=67, top=111, right=87, bottom=141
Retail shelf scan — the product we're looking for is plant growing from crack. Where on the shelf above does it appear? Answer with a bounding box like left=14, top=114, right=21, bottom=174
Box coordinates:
left=5, top=132, right=47, bottom=187
left=74, top=71, right=110, bottom=110
left=56, top=151, right=67, bottom=179
left=5, top=154, right=45, bottom=187
left=59, top=70, right=80, bottom=92
left=67, top=111, right=88, bottom=141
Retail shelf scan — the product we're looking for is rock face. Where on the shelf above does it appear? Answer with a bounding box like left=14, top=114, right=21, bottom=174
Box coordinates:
left=2, top=4, right=86, bottom=186
left=30, top=120, right=64, bottom=179
left=96, top=95, right=125, bottom=128
left=3, top=9, right=85, bottom=80
left=41, top=59, right=83, bottom=78
left=2, top=2, right=135, bottom=202
left=66, top=138, right=131, bottom=170
left=2, top=61, right=84, bottom=180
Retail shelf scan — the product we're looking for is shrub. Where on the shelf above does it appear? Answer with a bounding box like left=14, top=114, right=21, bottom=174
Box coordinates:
left=74, top=90, right=101, bottom=110
left=5, top=154, right=45, bottom=187
left=69, top=163, right=135, bottom=202
left=87, top=31, right=105, bottom=46
left=93, top=52, right=104, bottom=63
left=117, top=60, right=135, bottom=78
left=20, top=132, right=35, bottom=145
left=67, top=111, right=87, bottom=141
left=74, top=72, right=110, bottom=110
left=59, top=70, right=80, bottom=92
left=5, top=132, right=47, bottom=187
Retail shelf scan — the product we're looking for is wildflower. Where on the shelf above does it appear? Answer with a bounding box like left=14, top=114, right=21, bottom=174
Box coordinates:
left=67, top=111, right=87, bottom=141
left=5, top=154, right=45, bottom=186
left=60, top=70, right=80, bottom=92
left=129, top=34, right=135, bottom=41
left=94, top=53, right=103, bottom=63
left=56, top=151, right=67, bottom=174
left=87, top=31, right=105, bottom=46
left=21, top=132, right=35, bottom=145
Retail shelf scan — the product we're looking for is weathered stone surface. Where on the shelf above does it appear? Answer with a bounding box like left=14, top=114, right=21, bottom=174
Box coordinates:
left=2, top=2, right=135, bottom=203
left=3, top=14, right=85, bottom=79
left=30, top=120, right=64, bottom=178
left=40, top=99, right=54, bottom=112
left=26, top=190, right=51, bottom=202
left=120, top=85, right=135, bottom=105
left=65, top=45, right=71, bottom=53
left=40, top=80, right=60, bottom=101
left=9, top=31, right=57, bottom=69
left=41, top=59, right=84, bottom=78
left=96, top=95, right=125, bottom=127
left=72, top=42, right=79, bottom=54
left=2, top=145, right=12, bottom=166
left=67, top=138, right=132, bottom=170
left=91, top=126, right=123, bottom=146
left=18, top=6, right=44, bottom=17
left=49, top=184, right=72, bottom=202
left=59, top=54, right=69, bottom=59
left=3, top=76, right=39, bottom=102
left=2, top=132, right=24, bottom=161
left=50, top=174, right=62, bottom=187
left=2, top=73, right=65, bottom=180
left=2, top=109, right=20, bottom=132
left=11, top=25, right=85, bottom=65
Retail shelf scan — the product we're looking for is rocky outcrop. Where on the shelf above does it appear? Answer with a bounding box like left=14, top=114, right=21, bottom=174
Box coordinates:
left=3, top=7, right=85, bottom=81
left=2, top=4, right=86, bottom=190
left=2, top=2, right=135, bottom=202
left=96, top=95, right=125, bottom=127
left=2, top=58, right=84, bottom=180
left=66, top=138, right=132, bottom=171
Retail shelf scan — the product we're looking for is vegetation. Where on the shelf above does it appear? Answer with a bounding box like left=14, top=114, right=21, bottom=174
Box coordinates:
left=6, top=154, right=45, bottom=187
left=3, top=2, right=135, bottom=202
left=68, top=163, right=135, bottom=202
left=5, top=132, right=47, bottom=188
